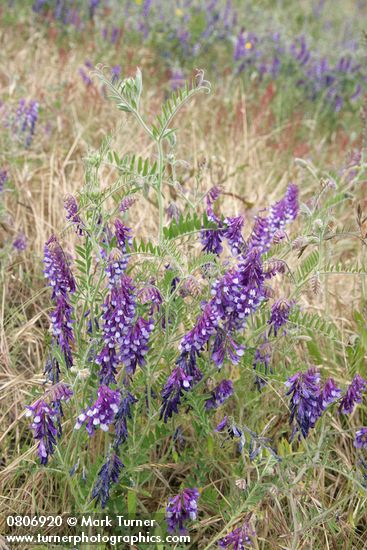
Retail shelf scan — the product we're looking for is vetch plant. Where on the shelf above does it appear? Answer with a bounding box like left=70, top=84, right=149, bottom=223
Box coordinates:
left=24, top=67, right=367, bottom=545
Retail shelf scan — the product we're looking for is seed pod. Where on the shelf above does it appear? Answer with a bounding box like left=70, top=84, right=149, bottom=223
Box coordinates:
left=310, top=273, right=321, bottom=295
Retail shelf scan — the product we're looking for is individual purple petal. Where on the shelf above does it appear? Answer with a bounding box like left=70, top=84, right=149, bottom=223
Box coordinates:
left=320, top=378, right=341, bottom=409
left=354, top=428, right=367, bottom=449
left=205, top=380, right=234, bottom=410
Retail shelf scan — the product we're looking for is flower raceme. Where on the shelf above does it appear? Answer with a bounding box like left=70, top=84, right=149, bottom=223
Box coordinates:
left=165, top=488, right=199, bottom=534
left=74, top=385, right=121, bottom=436
left=160, top=184, right=300, bottom=421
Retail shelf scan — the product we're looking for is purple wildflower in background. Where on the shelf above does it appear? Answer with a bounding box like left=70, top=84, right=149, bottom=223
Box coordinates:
left=74, top=385, right=121, bottom=436
left=64, top=194, right=84, bottom=235
left=285, top=368, right=322, bottom=438
left=26, top=400, right=58, bottom=465
left=205, top=379, right=234, bottom=410
left=89, top=0, right=100, bottom=18
left=13, top=232, right=27, bottom=251
left=268, top=299, right=293, bottom=336
left=15, top=99, right=39, bottom=147
left=113, top=390, right=137, bottom=448
left=0, top=169, right=7, bottom=192
left=79, top=61, right=93, bottom=86
left=119, top=196, right=137, bottom=213
left=166, top=488, right=199, bottom=534
left=354, top=428, right=367, bottom=449
left=339, top=374, right=367, bottom=415
left=111, top=65, right=121, bottom=83
left=119, top=317, right=154, bottom=375
left=91, top=453, right=124, bottom=509
left=320, top=378, right=341, bottom=408
left=218, top=522, right=256, bottom=548
left=170, top=68, right=185, bottom=90
left=160, top=367, right=192, bottom=423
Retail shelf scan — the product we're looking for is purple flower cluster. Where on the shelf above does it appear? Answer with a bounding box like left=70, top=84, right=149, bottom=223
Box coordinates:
left=14, top=99, right=39, bottom=147
left=286, top=369, right=342, bottom=438
left=119, top=317, right=155, bottom=376
left=355, top=428, right=367, bottom=449
left=44, top=236, right=76, bottom=368
left=160, top=367, right=192, bottom=423
left=0, top=169, right=7, bottom=192
left=339, top=374, right=367, bottom=414
left=248, top=184, right=299, bottom=254
left=64, top=194, right=84, bottom=235
left=74, top=385, right=121, bottom=436
left=13, top=232, right=27, bottom=251
left=218, top=522, right=256, bottom=549
left=162, top=186, right=299, bottom=421
left=205, top=379, right=233, bottom=410
left=113, top=391, right=137, bottom=448
left=26, top=383, right=73, bottom=465
left=166, top=488, right=199, bottom=534
left=268, top=299, right=293, bottom=336
left=91, top=453, right=124, bottom=509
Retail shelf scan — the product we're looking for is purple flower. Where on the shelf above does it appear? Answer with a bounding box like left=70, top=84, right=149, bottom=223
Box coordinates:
left=64, top=194, right=83, bottom=235
left=205, top=379, right=234, bottom=410
left=285, top=368, right=322, bottom=438
left=268, top=299, right=293, bottom=336
left=15, top=99, right=39, bottom=147
left=111, top=64, right=121, bottom=83
left=224, top=215, right=245, bottom=255
left=211, top=330, right=244, bottom=368
left=26, top=388, right=72, bottom=466
left=354, top=428, right=367, bottom=449
left=218, top=522, right=255, bottom=548
left=113, top=391, right=137, bottom=448
left=96, top=345, right=119, bottom=386
left=114, top=219, right=132, bottom=254
left=26, top=400, right=58, bottom=465
left=13, top=232, right=27, bottom=251
left=0, top=169, right=7, bottom=192
left=253, top=339, right=272, bottom=389
left=44, top=354, right=60, bottom=384
left=91, top=453, right=124, bottom=509
left=339, top=374, right=367, bottom=415
left=79, top=62, right=93, bottom=86
left=119, top=317, right=154, bottom=375
left=215, top=416, right=228, bottom=431
left=180, top=303, right=218, bottom=354
left=200, top=186, right=224, bottom=255
left=75, top=385, right=121, bottom=436
left=50, top=296, right=74, bottom=369
left=211, top=249, right=265, bottom=332
left=169, top=68, right=185, bottom=90
left=320, top=378, right=341, bottom=408
left=166, top=488, right=199, bottom=534
left=105, top=248, right=128, bottom=288
left=247, top=184, right=299, bottom=255
left=160, top=367, right=192, bottom=423
left=99, top=275, right=136, bottom=348
left=120, top=196, right=137, bottom=213
left=44, top=235, right=76, bottom=299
